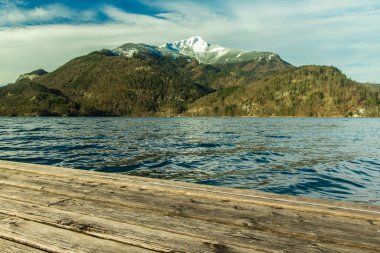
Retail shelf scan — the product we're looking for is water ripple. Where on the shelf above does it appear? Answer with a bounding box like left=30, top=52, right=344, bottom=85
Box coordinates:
left=0, top=117, right=379, bottom=205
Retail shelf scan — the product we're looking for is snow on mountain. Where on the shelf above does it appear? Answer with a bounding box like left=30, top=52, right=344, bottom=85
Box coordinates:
left=162, top=36, right=210, bottom=53
left=159, top=36, right=232, bottom=63
left=112, top=36, right=281, bottom=65
left=114, top=48, right=139, bottom=58
left=112, top=43, right=162, bottom=58
left=160, top=36, right=279, bottom=65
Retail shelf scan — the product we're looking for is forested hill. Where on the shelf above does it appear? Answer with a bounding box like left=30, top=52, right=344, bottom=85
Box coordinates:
left=187, top=66, right=380, bottom=117
left=0, top=37, right=379, bottom=117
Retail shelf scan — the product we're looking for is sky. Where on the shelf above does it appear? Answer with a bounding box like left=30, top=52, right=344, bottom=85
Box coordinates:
left=0, top=0, right=379, bottom=85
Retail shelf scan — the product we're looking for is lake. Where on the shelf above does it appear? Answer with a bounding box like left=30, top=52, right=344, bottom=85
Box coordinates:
left=1, top=117, right=379, bottom=205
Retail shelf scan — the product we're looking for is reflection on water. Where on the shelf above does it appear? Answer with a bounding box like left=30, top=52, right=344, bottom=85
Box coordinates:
left=1, top=117, right=380, bottom=205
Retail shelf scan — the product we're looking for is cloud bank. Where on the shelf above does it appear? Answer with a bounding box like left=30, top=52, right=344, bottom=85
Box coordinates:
left=0, top=0, right=379, bottom=85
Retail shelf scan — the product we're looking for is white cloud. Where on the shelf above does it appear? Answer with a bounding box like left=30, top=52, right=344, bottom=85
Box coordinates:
left=155, top=12, right=183, bottom=22
left=0, top=0, right=379, bottom=85
left=0, top=0, right=24, bottom=8
left=0, top=4, right=97, bottom=26
left=102, top=5, right=174, bottom=27
left=0, top=4, right=72, bottom=25
left=146, top=0, right=224, bottom=23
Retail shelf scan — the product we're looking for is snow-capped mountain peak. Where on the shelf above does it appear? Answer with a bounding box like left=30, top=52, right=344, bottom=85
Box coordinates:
left=161, top=36, right=210, bottom=54
left=159, top=36, right=280, bottom=65
left=112, top=36, right=283, bottom=65
left=160, top=36, right=237, bottom=64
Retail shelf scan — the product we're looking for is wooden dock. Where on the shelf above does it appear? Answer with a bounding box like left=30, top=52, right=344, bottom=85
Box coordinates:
left=0, top=161, right=379, bottom=253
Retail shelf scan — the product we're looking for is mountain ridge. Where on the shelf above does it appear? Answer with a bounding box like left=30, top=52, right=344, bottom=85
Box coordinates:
left=160, top=36, right=284, bottom=65
left=0, top=36, right=379, bottom=117
left=113, top=36, right=288, bottom=66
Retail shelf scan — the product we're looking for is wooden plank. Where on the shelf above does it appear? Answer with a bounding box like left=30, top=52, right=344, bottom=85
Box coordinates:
left=0, top=160, right=379, bottom=253
left=0, top=215, right=155, bottom=253
left=0, top=178, right=379, bottom=252
left=1, top=161, right=380, bottom=220
left=0, top=196, right=258, bottom=253
left=0, top=185, right=295, bottom=253
left=1, top=167, right=380, bottom=228
left=0, top=238, right=46, bottom=253
left=0, top=168, right=379, bottom=249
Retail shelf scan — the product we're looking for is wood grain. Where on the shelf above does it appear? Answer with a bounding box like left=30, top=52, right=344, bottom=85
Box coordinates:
left=0, top=160, right=379, bottom=253
left=0, top=238, right=46, bottom=253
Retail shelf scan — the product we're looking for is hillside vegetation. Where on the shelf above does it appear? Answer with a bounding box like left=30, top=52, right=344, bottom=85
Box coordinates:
left=0, top=80, right=77, bottom=116
left=187, top=66, right=380, bottom=117
left=0, top=44, right=379, bottom=117
left=190, top=56, right=292, bottom=89
left=34, top=50, right=213, bottom=116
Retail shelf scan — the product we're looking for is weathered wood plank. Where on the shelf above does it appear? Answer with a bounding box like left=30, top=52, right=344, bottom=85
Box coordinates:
left=0, top=238, right=46, bottom=253
left=0, top=168, right=379, bottom=251
left=1, top=161, right=379, bottom=220
left=0, top=197, right=259, bottom=253
left=0, top=185, right=301, bottom=253
left=1, top=167, right=380, bottom=232
left=0, top=179, right=379, bottom=252
left=0, top=160, right=379, bottom=253
left=0, top=215, right=156, bottom=253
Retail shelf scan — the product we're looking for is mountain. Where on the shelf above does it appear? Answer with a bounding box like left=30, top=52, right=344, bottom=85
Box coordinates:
left=34, top=49, right=213, bottom=116
left=187, top=66, right=380, bottom=117
left=160, top=36, right=283, bottom=65
left=0, top=36, right=379, bottom=117
left=168, top=36, right=292, bottom=89
left=113, top=36, right=292, bottom=89
left=113, top=36, right=286, bottom=65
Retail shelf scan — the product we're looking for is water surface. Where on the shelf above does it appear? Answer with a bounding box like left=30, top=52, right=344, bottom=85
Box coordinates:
left=1, top=117, right=379, bottom=205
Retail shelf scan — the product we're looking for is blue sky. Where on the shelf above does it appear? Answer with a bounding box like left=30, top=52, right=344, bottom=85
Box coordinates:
left=0, top=0, right=379, bottom=85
